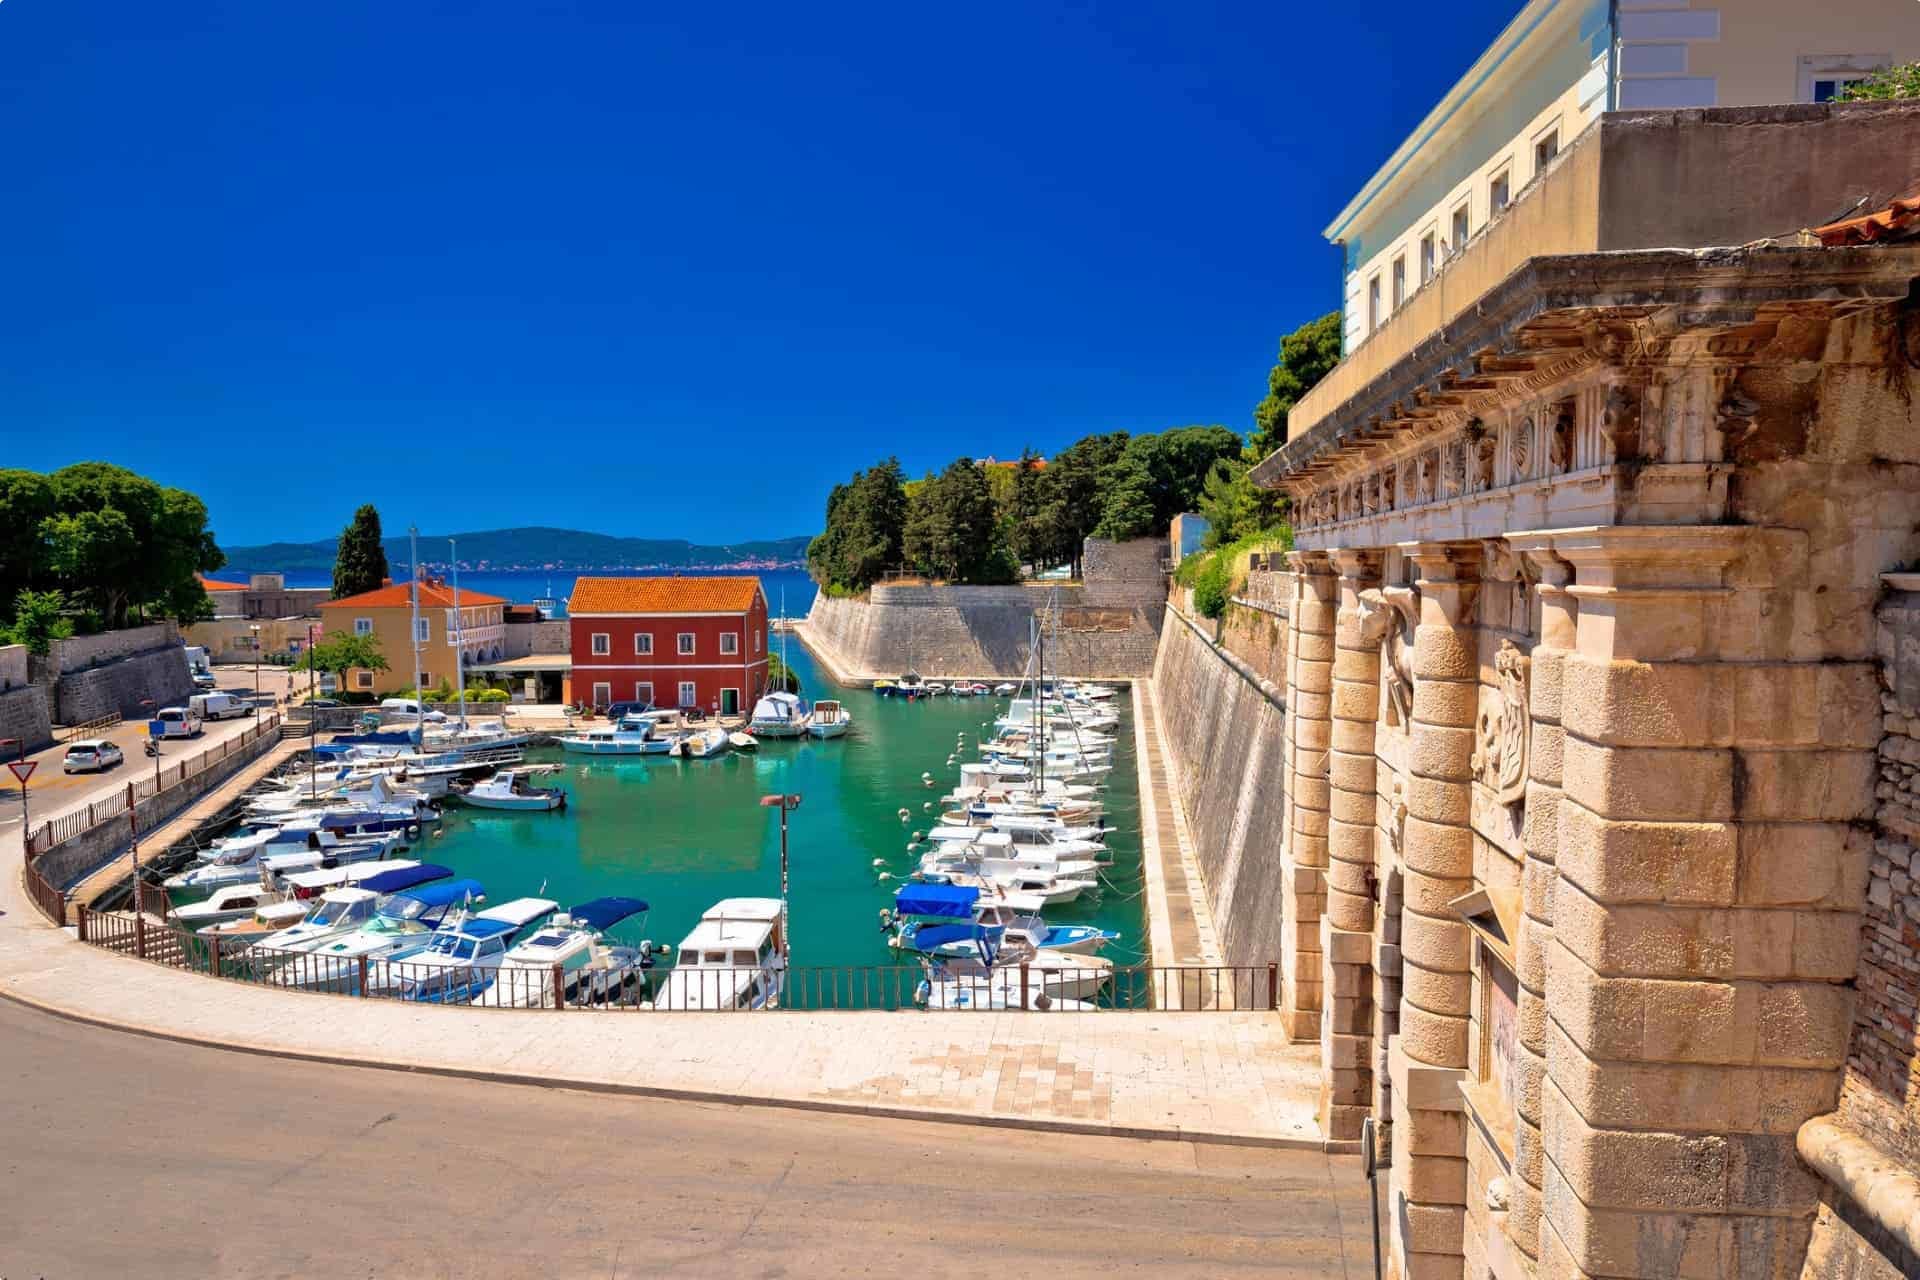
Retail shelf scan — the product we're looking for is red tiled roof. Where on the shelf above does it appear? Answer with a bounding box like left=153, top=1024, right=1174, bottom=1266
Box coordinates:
left=320, top=580, right=506, bottom=609
left=197, top=575, right=246, bottom=592
left=568, top=575, right=762, bottom=615
left=1813, top=187, right=1920, bottom=247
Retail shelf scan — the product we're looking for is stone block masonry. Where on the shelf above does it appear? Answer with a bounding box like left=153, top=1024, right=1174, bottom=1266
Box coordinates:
left=50, top=646, right=195, bottom=726
left=799, top=538, right=1168, bottom=680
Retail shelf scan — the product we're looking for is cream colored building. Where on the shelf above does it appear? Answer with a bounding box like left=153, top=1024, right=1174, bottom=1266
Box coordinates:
left=1328, top=0, right=1920, bottom=361
left=317, top=577, right=507, bottom=696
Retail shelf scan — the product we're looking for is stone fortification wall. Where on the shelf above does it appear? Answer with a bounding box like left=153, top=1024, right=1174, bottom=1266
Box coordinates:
left=51, top=646, right=194, bottom=726
left=1220, top=570, right=1293, bottom=683
left=503, top=619, right=569, bottom=659
left=1802, top=585, right=1920, bottom=1279
left=0, top=644, right=26, bottom=690
left=0, top=686, right=54, bottom=754
left=799, top=538, right=1167, bottom=680
left=1150, top=604, right=1288, bottom=969
left=47, top=622, right=181, bottom=675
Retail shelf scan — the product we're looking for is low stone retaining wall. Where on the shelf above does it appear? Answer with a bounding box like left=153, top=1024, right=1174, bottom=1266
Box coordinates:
left=1150, top=606, right=1288, bottom=972
left=0, top=684, right=54, bottom=755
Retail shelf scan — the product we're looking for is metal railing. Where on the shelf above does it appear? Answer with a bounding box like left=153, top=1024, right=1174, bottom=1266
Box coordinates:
left=24, top=715, right=282, bottom=858
left=76, top=905, right=1280, bottom=1013
left=22, top=853, right=65, bottom=926
left=60, top=712, right=123, bottom=743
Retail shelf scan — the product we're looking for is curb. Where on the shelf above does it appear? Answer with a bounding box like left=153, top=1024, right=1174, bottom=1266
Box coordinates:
left=0, top=980, right=1338, bottom=1154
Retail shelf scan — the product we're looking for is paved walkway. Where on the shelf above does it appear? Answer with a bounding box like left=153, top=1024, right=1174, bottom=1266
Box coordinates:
left=3, top=743, right=1326, bottom=1150
left=1134, top=681, right=1226, bottom=976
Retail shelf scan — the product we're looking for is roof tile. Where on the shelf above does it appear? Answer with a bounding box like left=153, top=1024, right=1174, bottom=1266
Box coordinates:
left=320, top=581, right=506, bottom=609
left=568, top=575, right=763, bottom=615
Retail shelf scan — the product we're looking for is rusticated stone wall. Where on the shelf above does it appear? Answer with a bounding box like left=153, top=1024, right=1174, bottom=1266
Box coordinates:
left=1151, top=604, right=1289, bottom=969
left=51, top=647, right=195, bottom=726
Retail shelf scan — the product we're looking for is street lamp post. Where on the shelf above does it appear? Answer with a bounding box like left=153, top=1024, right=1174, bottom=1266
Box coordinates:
left=758, top=792, right=801, bottom=967
left=138, top=698, right=158, bottom=790
left=249, top=624, right=263, bottom=718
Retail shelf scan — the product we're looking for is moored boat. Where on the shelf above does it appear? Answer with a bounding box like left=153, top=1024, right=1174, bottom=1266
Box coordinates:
left=453, top=765, right=568, bottom=811
left=648, top=898, right=788, bottom=1010
left=485, top=896, right=656, bottom=1007
left=806, top=700, right=851, bottom=739
left=748, top=690, right=811, bottom=738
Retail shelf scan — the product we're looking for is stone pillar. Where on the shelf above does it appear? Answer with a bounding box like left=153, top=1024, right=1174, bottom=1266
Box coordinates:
left=1283, top=550, right=1336, bottom=1040
left=1323, top=548, right=1383, bottom=1140
left=1537, top=526, right=1874, bottom=1280
left=1389, top=540, right=1481, bottom=1280
left=1506, top=539, right=1577, bottom=1268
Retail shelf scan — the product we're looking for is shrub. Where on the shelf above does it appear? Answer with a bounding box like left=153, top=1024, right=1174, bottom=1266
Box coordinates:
left=1191, top=554, right=1233, bottom=619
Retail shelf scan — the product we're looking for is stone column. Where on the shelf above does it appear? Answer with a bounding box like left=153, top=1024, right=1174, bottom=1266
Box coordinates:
left=1323, top=548, right=1383, bottom=1140
left=1504, top=539, right=1577, bottom=1268
left=1538, top=526, right=1875, bottom=1280
left=1283, top=550, right=1336, bottom=1040
left=1388, top=540, right=1481, bottom=1280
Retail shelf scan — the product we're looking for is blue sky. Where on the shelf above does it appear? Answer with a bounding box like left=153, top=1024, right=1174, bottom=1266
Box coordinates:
left=1, top=1, right=1512, bottom=548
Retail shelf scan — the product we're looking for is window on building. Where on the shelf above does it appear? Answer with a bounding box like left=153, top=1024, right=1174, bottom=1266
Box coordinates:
left=634, top=681, right=653, bottom=705
left=720, top=632, right=739, bottom=655
left=754, top=629, right=762, bottom=653
left=354, top=671, right=374, bottom=691
left=1533, top=129, right=1559, bottom=173
left=1490, top=169, right=1511, bottom=215
left=1451, top=203, right=1471, bottom=258
left=635, top=632, right=653, bottom=656
left=354, top=617, right=373, bottom=637
left=678, top=633, right=696, bottom=655
left=592, top=682, right=611, bottom=709
left=1367, top=275, right=1381, bottom=333
left=1811, top=74, right=1867, bottom=102
left=1391, top=256, right=1407, bottom=309
left=1419, top=232, right=1436, bottom=285
left=415, top=618, right=430, bottom=643
left=591, top=633, right=610, bottom=656
left=677, top=681, right=697, bottom=708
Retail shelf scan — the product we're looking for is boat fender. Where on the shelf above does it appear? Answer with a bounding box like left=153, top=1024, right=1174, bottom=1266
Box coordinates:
left=877, top=872, right=892, bottom=881
left=871, top=858, right=885, bottom=868
left=405, top=822, right=423, bottom=840
left=877, top=909, right=893, bottom=929
left=923, top=777, right=934, bottom=788
left=922, top=802, right=932, bottom=812
left=911, top=831, right=924, bottom=842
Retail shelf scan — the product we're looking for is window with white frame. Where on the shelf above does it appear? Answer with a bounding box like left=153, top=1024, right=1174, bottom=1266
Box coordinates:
left=354, top=671, right=374, bottom=690
left=634, top=681, right=653, bottom=704
left=1450, top=202, right=1471, bottom=258
left=678, top=633, right=696, bottom=655
left=592, top=682, right=611, bottom=708
left=1800, top=54, right=1888, bottom=104
left=677, top=681, right=697, bottom=707
left=1532, top=128, right=1559, bottom=174
left=635, top=632, right=653, bottom=656
left=1419, top=231, right=1436, bottom=285
left=1367, top=275, right=1381, bottom=333
left=754, top=629, right=761, bottom=653
left=1391, top=255, right=1407, bottom=309
left=591, top=633, right=610, bottom=656
left=354, top=617, right=373, bottom=637
left=415, top=618, right=430, bottom=643
left=720, top=632, right=739, bottom=655
left=1489, top=168, right=1511, bottom=215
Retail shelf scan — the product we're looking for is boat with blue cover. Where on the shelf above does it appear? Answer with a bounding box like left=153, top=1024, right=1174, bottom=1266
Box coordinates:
left=556, top=713, right=676, bottom=756
left=386, top=897, right=561, bottom=1004
left=291, top=874, right=488, bottom=983
left=886, top=883, right=1117, bottom=958
left=486, top=895, right=657, bottom=1007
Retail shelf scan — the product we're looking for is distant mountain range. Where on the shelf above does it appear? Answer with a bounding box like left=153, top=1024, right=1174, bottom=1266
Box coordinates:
left=221, top=526, right=813, bottom=574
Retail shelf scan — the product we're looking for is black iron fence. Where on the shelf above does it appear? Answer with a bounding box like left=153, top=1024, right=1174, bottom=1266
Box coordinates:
left=77, top=902, right=1279, bottom=1013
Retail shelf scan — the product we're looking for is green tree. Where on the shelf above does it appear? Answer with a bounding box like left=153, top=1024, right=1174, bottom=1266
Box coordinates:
left=806, top=459, right=907, bottom=592
left=1039, top=431, right=1130, bottom=576
left=307, top=629, right=390, bottom=682
left=36, top=463, right=224, bottom=628
left=1837, top=62, right=1920, bottom=100
left=331, top=504, right=390, bottom=599
left=904, top=458, right=1015, bottom=583
left=0, top=471, right=55, bottom=622
left=1092, top=457, right=1156, bottom=540
left=1251, top=311, right=1343, bottom=458
left=2, top=589, right=75, bottom=655
left=1009, top=447, right=1055, bottom=569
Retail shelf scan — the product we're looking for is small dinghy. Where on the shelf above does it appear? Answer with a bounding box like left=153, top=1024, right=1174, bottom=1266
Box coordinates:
left=727, top=731, right=759, bottom=752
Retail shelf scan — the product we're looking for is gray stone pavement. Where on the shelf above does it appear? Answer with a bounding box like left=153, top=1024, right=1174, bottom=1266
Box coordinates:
left=0, top=997, right=1376, bottom=1278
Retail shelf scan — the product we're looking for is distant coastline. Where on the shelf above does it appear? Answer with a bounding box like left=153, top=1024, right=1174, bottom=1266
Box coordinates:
left=249, top=567, right=820, bottom=619
left=221, top=525, right=812, bottom=576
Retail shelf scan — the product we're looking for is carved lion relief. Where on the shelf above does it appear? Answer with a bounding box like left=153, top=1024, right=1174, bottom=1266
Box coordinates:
left=1511, top=416, right=1532, bottom=479
left=1549, top=403, right=1573, bottom=472
left=1441, top=441, right=1464, bottom=497
left=1600, top=385, right=1641, bottom=459
left=1417, top=452, right=1436, bottom=504
left=1471, top=639, right=1531, bottom=806
left=1356, top=585, right=1419, bottom=731
left=1475, top=432, right=1498, bottom=491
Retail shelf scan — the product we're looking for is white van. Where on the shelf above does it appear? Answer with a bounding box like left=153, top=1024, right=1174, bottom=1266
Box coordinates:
left=379, top=698, right=447, bottom=723
left=190, top=692, right=249, bottom=721
left=153, top=707, right=204, bottom=739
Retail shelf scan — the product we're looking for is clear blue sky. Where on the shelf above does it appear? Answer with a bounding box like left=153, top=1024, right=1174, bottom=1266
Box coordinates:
left=1, top=1, right=1513, bottom=548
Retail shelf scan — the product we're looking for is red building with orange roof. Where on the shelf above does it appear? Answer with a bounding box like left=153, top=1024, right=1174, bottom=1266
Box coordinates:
left=568, top=576, right=768, bottom=715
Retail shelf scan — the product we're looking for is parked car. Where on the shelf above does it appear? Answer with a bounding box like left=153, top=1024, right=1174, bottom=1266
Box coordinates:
left=307, top=698, right=342, bottom=708
left=602, top=700, right=655, bottom=722
left=152, top=707, right=204, bottom=739
left=62, top=740, right=125, bottom=773
left=192, top=670, right=218, bottom=690
left=190, top=692, right=250, bottom=721
left=379, top=698, right=448, bottom=722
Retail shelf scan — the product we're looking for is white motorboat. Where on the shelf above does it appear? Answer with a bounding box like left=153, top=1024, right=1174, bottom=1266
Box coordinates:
left=917, top=966, right=1095, bottom=1011
left=928, top=868, right=1099, bottom=905
left=248, top=887, right=386, bottom=962
left=484, top=896, right=654, bottom=1007
left=806, top=700, right=851, bottom=739
left=748, top=690, right=811, bottom=738
left=454, top=766, right=568, bottom=811
left=924, top=823, right=1109, bottom=861
left=197, top=900, right=311, bottom=943
left=164, top=828, right=402, bottom=892
left=277, top=857, right=425, bottom=900
left=288, top=876, right=487, bottom=981
left=874, top=672, right=932, bottom=699
left=382, top=897, right=562, bottom=1004
left=885, top=883, right=1118, bottom=958
left=993, top=683, right=1018, bottom=694
left=648, top=898, right=788, bottom=1010
left=420, top=719, right=534, bottom=755
left=672, top=726, right=731, bottom=758
left=923, top=948, right=1112, bottom=1001
left=556, top=713, right=675, bottom=756
left=728, top=731, right=759, bottom=752
left=171, top=882, right=291, bottom=930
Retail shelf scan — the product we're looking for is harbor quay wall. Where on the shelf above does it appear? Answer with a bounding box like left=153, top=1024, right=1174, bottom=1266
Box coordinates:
left=0, top=643, right=53, bottom=754
left=35, top=728, right=286, bottom=897
left=799, top=537, right=1167, bottom=680
left=1150, top=603, right=1289, bottom=973
left=24, top=622, right=194, bottom=726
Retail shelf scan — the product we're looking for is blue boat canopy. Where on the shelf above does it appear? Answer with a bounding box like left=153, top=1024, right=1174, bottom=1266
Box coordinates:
left=464, top=918, right=519, bottom=940
left=894, top=883, right=979, bottom=918
left=359, top=863, right=452, bottom=895
left=394, top=878, right=485, bottom=910
left=910, top=922, right=994, bottom=951
left=568, top=896, right=649, bottom=931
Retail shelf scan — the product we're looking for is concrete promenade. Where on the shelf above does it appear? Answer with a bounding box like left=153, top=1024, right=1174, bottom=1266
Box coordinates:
left=4, top=744, right=1326, bottom=1151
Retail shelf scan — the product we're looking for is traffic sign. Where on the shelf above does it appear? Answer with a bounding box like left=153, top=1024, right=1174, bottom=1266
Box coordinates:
left=6, top=760, right=36, bottom=785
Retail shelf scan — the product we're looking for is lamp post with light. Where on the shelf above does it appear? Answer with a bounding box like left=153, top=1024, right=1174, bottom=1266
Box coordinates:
left=249, top=624, right=262, bottom=718
left=758, top=792, right=801, bottom=966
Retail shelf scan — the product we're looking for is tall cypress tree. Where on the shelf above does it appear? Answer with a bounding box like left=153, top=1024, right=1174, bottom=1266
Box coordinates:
left=331, top=504, right=390, bottom=599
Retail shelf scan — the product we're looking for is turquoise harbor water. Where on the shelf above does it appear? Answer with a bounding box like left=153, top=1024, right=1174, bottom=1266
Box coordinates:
left=419, top=639, right=1146, bottom=980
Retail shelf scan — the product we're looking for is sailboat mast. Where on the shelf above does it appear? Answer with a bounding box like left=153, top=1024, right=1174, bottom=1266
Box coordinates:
left=409, top=527, right=423, bottom=745
left=450, top=537, right=468, bottom=728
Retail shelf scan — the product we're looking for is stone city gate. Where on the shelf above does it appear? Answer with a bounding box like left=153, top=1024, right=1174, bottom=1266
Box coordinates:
left=1257, top=244, right=1920, bottom=1280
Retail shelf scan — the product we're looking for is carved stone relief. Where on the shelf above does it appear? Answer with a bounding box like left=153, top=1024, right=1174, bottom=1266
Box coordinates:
left=1549, top=402, right=1573, bottom=472
left=1356, top=585, right=1419, bottom=731
left=1472, top=639, right=1531, bottom=805
left=1600, top=384, right=1641, bottom=459
left=1511, top=416, right=1532, bottom=479
left=1442, top=441, right=1464, bottom=497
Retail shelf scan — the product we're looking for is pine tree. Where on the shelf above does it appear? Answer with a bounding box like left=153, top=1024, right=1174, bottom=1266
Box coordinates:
left=331, top=504, right=390, bottom=599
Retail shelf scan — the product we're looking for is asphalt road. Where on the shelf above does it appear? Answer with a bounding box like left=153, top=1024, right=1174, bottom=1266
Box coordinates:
left=0, top=663, right=301, bottom=846
left=0, top=999, right=1377, bottom=1279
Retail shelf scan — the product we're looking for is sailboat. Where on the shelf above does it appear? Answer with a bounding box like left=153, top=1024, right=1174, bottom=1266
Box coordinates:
left=751, top=587, right=812, bottom=736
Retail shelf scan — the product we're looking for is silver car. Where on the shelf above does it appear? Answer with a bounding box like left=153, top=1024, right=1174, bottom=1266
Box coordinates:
left=62, top=740, right=125, bottom=773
